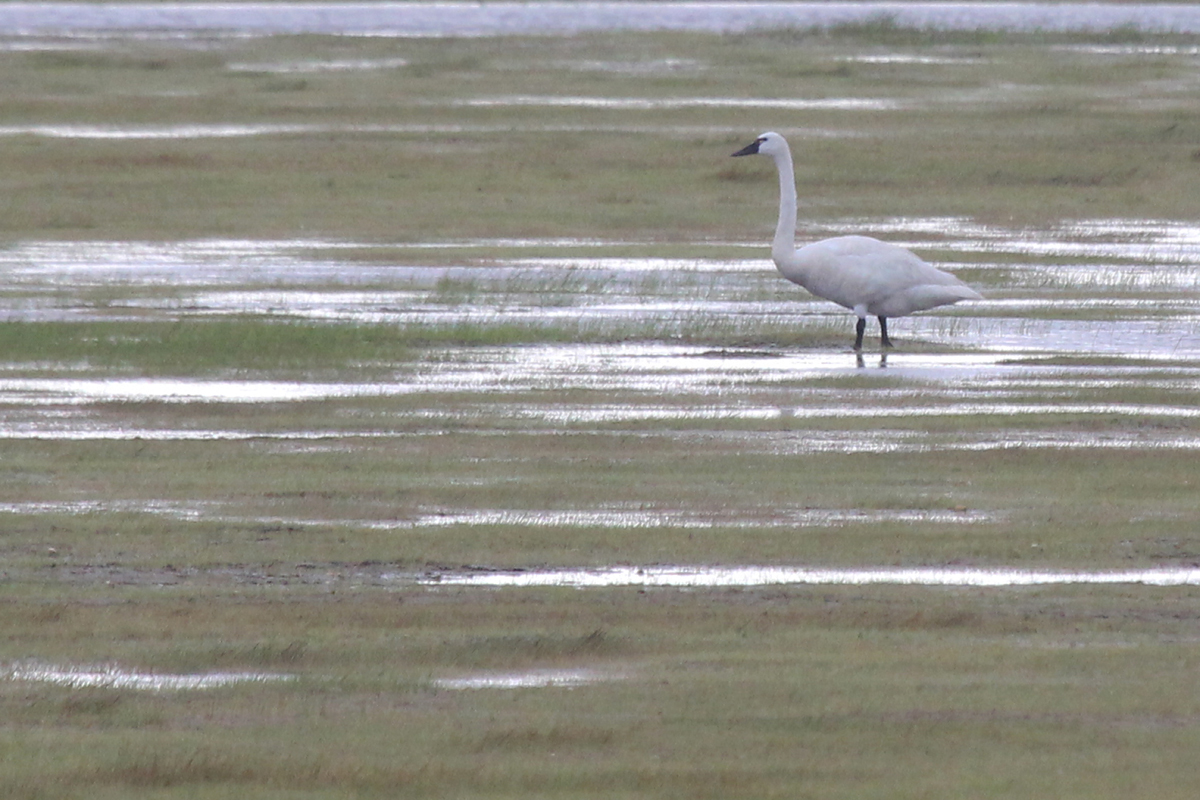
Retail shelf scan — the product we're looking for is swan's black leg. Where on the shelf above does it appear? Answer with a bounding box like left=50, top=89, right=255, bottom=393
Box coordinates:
left=879, top=316, right=894, bottom=348
left=854, top=317, right=866, bottom=350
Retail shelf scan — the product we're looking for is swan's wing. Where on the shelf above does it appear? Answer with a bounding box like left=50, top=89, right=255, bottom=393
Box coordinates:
left=785, top=236, right=979, bottom=315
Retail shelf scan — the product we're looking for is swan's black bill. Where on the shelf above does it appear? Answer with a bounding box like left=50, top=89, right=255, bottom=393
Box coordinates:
left=731, top=140, right=761, bottom=157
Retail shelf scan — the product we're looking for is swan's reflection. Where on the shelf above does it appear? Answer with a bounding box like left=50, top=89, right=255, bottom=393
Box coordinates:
left=856, top=351, right=888, bottom=369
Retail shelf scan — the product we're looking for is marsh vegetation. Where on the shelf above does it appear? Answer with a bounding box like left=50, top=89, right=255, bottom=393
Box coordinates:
left=2, top=16, right=1200, bottom=799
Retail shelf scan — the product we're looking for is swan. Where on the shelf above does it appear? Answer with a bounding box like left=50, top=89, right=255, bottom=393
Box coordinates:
left=731, top=131, right=982, bottom=350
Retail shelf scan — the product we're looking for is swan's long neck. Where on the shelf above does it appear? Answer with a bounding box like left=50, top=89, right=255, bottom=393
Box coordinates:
left=769, top=146, right=798, bottom=266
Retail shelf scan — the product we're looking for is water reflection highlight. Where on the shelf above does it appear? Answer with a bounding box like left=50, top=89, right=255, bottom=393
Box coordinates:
left=6, top=662, right=294, bottom=691
left=428, top=565, right=1200, bottom=588
left=434, top=669, right=614, bottom=690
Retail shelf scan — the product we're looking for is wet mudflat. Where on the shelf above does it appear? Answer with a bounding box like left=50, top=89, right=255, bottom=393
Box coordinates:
left=0, top=222, right=1194, bottom=558
left=1, top=220, right=1198, bottom=565
left=3, top=19, right=1200, bottom=800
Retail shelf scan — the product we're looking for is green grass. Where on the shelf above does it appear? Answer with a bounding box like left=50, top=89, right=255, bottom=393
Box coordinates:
left=0, top=317, right=862, bottom=371
left=5, top=584, right=1200, bottom=799
left=1, top=426, right=1196, bottom=570
left=4, top=29, right=1200, bottom=241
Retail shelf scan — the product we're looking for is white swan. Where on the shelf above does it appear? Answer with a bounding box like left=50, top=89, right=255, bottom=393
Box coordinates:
left=731, top=131, right=982, bottom=350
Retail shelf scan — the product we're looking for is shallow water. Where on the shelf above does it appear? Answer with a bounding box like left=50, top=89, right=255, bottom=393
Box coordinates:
left=4, top=219, right=1199, bottom=358
left=449, top=96, right=902, bottom=111
left=3, top=660, right=609, bottom=692
left=226, top=56, right=410, bottom=73
left=2, top=347, right=1198, bottom=417
left=425, top=565, right=1200, bottom=588
left=5, top=661, right=293, bottom=691
left=0, top=377, right=402, bottom=404
left=0, top=497, right=998, bottom=532
left=393, top=506, right=998, bottom=530
left=434, top=668, right=617, bottom=690
left=3, top=217, right=1200, bottom=434
left=0, top=122, right=849, bottom=140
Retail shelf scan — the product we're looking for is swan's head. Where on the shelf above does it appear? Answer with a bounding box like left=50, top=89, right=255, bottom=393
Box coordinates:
left=731, top=131, right=789, bottom=159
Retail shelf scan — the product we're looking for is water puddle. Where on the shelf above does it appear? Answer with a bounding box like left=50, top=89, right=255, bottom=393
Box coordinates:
left=448, top=96, right=902, bottom=111
left=5, top=661, right=294, bottom=691
left=425, top=565, right=1200, bottom=589
left=226, top=57, right=408, bottom=73
left=548, top=57, right=703, bottom=74
left=0, top=123, right=342, bottom=140
left=510, top=399, right=1200, bottom=424
left=845, top=53, right=986, bottom=65
left=0, top=499, right=997, bottom=532
left=617, top=428, right=1200, bottom=456
left=3, top=660, right=607, bottom=693
left=0, top=238, right=357, bottom=284
left=0, top=349, right=1011, bottom=407
left=433, top=668, right=616, bottom=690
left=0, top=37, right=108, bottom=52
left=0, top=424, right=389, bottom=442
left=2, top=342, right=1199, bottom=434
left=0, top=122, right=854, bottom=139
left=0, top=377, right=402, bottom=404
left=1060, top=45, right=1200, bottom=57
left=4, top=422, right=1200, bottom=455
left=0, top=499, right=211, bottom=520
left=397, top=506, right=997, bottom=530
left=29, top=561, right=1200, bottom=592
left=854, top=216, right=1200, bottom=263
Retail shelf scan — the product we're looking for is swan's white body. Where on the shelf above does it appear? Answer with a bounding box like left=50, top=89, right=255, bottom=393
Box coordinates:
left=732, top=131, right=981, bottom=349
